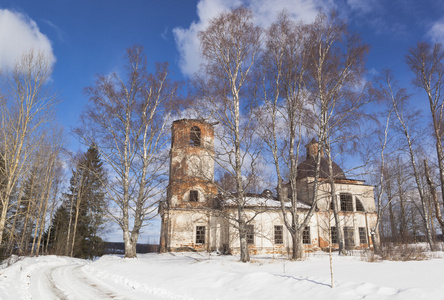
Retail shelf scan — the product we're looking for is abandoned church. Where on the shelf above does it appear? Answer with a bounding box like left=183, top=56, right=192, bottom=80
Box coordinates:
left=159, top=119, right=377, bottom=254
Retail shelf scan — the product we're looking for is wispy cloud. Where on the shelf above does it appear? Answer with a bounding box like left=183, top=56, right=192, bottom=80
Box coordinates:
left=346, top=0, right=380, bottom=15
left=43, top=19, right=65, bottom=42
left=0, top=9, right=55, bottom=69
left=428, top=19, right=444, bottom=44
left=161, top=26, right=169, bottom=41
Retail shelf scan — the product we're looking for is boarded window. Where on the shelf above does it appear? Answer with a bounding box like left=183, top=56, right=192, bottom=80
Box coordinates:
left=303, top=226, right=311, bottom=244
left=196, top=226, right=205, bottom=244
left=356, top=198, right=365, bottom=212
left=340, top=193, right=353, bottom=212
left=190, top=126, right=201, bottom=147
left=246, top=225, right=254, bottom=244
left=274, top=225, right=283, bottom=244
left=344, top=227, right=354, bottom=248
left=189, top=190, right=198, bottom=202
left=331, top=226, right=338, bottom=244
left=359, top=227, right=367, bottom=244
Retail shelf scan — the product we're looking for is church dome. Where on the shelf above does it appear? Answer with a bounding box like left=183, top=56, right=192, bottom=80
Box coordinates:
left=297, top=139, right=346, bottom=180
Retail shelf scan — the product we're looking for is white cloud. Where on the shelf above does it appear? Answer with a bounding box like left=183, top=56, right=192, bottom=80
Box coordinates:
left=173, top=0, right=333, bottom=77
left=250, top=0, right=331, bottom=27
left=173, top=0, right=240, bottom=77
left=428, top=19, right=444, bottom=44
left=0, top=9, right=54, bottom=69
left=346, top=0, right=379, bottom=14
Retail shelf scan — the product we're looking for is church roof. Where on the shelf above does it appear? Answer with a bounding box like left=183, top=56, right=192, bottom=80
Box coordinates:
left=297, top=156, right=346, bottom=180
left=297, top=138, right=346, bottom=180
left=221, top=195, right=311, bottom=209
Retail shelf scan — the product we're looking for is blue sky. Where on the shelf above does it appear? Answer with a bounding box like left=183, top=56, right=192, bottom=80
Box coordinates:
left=1, top=0, right=443, bottom=149
left=1, top=0, right=444, bottom=242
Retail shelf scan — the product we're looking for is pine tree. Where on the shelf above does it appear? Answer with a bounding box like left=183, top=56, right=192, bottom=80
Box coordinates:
left=48, top=146, right=107, bottom=258
left=45, top=203, right=70, bottom=254
left=15, top=168, right=39, bottom=255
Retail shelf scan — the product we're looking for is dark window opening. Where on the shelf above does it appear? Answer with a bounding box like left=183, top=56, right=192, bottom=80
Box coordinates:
left=246, top=225, right=254, bottom=244
left=331, top=226, right=338, bottom=244
left=287, top=186, right=292, bottom=199
left=359, top=227, right=367, bottom=244
left=356, top=198, right=365, bottom=212
left=189, top=190, right=198, bottom=202
left=344, top=227, right=354, bottom=248
left=303, top=226, right=311, bottom=244
left=196, top=226, right=205, bottom=244
left=190, top=126, right=201, bottom=147
left=340, top=193, right=353, bottom=212
left=274, top=225, right=283, bottom=244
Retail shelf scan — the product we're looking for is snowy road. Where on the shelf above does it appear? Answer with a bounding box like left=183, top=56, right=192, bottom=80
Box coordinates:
left=30, top=263, right=150, bottom=299
left=0, top=256, right=173, bottom=300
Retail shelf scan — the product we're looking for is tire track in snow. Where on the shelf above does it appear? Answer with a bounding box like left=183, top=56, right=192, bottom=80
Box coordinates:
left=45, top=264, right=136, bottom=299
left=30, top=263, right=146, bottom=300
left=26, top=258, right=192, bottom=300
left=44, top=268, right=69, bottom=300
left=84, top=265, right=195, bottom=300
left=31, top=262, right=185, bottom=300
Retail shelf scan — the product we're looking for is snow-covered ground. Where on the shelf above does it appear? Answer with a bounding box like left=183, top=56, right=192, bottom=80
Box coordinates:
left=1, top=251, right=444, bottom=300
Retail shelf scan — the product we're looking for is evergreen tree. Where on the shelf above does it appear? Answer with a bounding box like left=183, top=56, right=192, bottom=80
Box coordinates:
left=45, top=203, right=70, bottom=254
left=48, top=146, right=107, bottom=258
left=16, top=169, right=39, bottom=254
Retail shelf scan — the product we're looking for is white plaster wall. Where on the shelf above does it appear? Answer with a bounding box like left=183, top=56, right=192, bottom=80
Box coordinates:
left=168, top=210, right=209, bottom=248
left=168, top=210, right=226, bottom=251
left=225, top=209, right=321, bottom=253
left=315, top=182, right=375, bottom=212
left=167, top=204, right=378, bottom=252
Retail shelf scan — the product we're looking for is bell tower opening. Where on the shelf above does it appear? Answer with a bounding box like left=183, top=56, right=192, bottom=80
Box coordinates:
left=190, top=126, right=201, bottom=147
left=189, top=190, right=199, bottom=202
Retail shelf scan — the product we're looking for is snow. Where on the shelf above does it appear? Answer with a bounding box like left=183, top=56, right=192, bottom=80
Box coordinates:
left=1, top=251, right=444, bottom=299
left=224, top=196, right=312, bottom=209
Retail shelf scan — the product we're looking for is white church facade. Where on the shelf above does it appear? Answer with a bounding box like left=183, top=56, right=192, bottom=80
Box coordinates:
left=159, top=119, right=377, bottom=254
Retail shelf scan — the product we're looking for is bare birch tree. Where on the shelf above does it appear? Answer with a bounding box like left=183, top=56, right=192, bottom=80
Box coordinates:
left=306, top=11, right=369, bottom=254
left=370, top=69, right=399, bottom=253
left=423, top=158, right=444, bottom=231
left=255, top=12, right=322, bottom=260
left=75, top=45, right=179, bottom=258
left=5, top=125, right=63, bottom=256
left=195, top=7, right=262, bottom=262
left=406, top=43, right=444, bottom=233
left=30, top=129, right=63, bottom=256
left=380, top=70, right=436, bottom=251
left=0, top=50, right=58, bottom=247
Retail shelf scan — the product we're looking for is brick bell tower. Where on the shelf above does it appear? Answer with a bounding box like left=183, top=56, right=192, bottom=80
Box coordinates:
left=159, top=119, right=218, bottom=252
left=168, top=119, right=217, bottom=207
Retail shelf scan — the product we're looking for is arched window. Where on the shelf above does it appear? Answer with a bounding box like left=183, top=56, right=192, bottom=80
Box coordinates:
left=190, top=126, right=201, bottom=147
left=189, top=190, right=198, bottom=202
left=340, top=193, right=353, bottom=212
left=356, top=198, right=365, bottom=212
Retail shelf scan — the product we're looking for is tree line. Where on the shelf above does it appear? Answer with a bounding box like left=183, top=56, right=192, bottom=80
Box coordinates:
left=0, top=7, right=443, bottom=262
